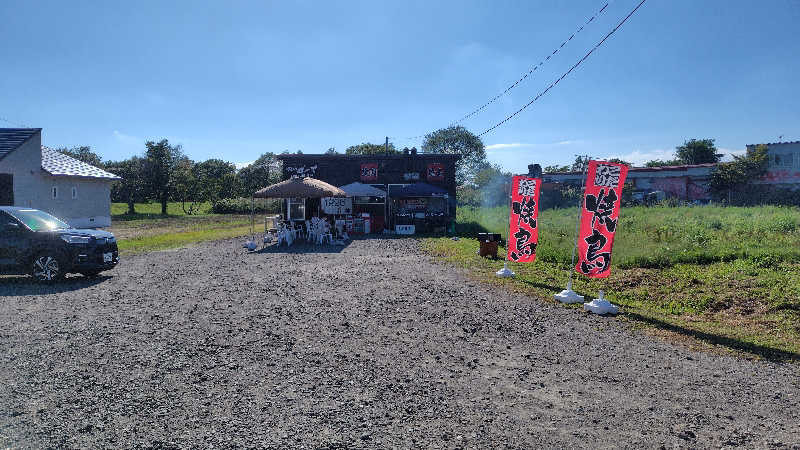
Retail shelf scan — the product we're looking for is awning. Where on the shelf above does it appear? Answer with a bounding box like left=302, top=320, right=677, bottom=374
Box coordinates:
left=254, top=177, right=346, bottom=198
left=389, top=182, right=449, bottom=197
left=339, top=182, right=386, bottom=198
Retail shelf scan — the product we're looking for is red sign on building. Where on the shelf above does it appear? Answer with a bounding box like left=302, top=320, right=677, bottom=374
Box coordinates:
left=360, top=163, right=378, bottom=181
left=507, top=176, right=541, bottom=263
left=575, top=160, right=629, bottom=278
left=427, top=163, right=445, bottom=181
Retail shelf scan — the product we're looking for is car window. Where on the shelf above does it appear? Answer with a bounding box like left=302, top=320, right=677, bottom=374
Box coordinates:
left=0, top=211, right=18, bottom=232
left=7, top=209, right=71, bottom=232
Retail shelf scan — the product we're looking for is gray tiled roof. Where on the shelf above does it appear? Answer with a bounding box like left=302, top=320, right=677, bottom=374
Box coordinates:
left=0, top=128, right=41, bottom=161
left=41, top=146, right=121, bottom=180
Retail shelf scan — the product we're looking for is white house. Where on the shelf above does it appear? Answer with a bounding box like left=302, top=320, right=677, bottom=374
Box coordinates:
left=0, top=128, right=120, bottom=228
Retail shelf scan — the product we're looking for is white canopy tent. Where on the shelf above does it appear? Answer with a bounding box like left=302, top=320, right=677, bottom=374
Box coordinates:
left=338, top=182, right=387, bottom=198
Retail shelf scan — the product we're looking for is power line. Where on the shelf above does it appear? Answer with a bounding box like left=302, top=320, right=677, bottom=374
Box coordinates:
left=478, top=0, right=648, bottom=137
left=453, top=1, right=610, bottom=127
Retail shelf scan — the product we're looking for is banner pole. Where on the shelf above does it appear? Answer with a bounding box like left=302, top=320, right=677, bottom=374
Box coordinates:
left=555, top=155, right=588, bottom=303
left=496, top=176, right=515, bottom=277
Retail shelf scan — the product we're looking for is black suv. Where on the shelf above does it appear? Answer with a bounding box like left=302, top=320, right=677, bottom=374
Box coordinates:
left=0, top=207, right=119, bottom=282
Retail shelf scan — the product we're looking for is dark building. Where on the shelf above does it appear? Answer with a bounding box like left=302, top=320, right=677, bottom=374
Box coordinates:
left=276, top=153, right=461, bottom=234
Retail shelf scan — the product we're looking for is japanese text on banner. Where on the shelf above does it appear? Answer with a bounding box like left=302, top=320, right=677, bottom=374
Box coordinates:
left=507, top=176, right=542, bottom=263
left=575, top=161, right=628, bottom=278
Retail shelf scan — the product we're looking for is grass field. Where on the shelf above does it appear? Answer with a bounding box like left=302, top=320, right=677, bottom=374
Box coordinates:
left=426, top=205, right=800, bottom=361
left=110, top=202, right=256, bottom=254
left=111, top=201, right=215, bottom=219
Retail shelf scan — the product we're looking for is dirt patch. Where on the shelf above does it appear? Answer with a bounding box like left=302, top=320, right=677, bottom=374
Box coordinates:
left=1, top=238, right=798, bottom=447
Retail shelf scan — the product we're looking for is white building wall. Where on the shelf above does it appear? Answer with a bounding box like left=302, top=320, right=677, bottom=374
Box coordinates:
left=0, top=131, right=114, bottom=228
left=0, top=131, right=42, bottom=208
left=37, top=176, right=113, bottom=228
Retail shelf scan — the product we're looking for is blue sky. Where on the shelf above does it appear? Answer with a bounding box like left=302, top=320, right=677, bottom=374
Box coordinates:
left=1, top=0, right=798, bottom=173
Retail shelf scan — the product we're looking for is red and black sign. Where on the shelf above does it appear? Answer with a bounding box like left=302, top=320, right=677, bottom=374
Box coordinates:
left=427, top=163, right=445, bottom=181
left=575, top=160, right=628, bottom=278
left=507, top=176, right=541, bottom=263
left=360, top=163, right=378, bottom=181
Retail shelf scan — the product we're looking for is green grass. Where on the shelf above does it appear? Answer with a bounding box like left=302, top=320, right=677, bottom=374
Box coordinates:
left=457, top=204, right=800, bottom=268
left=110, top=202, right=256, bottom=254
left=424, top=204, right=800, bottom=362
left=111, top=202, right=215, bottom=219
left=117, top=223, right=253, bottom=254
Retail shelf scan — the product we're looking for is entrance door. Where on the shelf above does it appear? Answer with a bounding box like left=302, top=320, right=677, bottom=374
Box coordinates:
left=0, top=174, right=12, bottom=206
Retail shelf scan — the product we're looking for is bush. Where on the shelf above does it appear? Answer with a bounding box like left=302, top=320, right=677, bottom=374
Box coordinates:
left=211, top=197, right=281, bottom=214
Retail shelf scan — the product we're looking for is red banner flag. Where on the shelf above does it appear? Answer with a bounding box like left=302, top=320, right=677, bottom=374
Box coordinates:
left=360, top=163, right=378, bottom=181
left=575, top=160, right=629, bottom=278
left=507, top=176, right=542, bottom=263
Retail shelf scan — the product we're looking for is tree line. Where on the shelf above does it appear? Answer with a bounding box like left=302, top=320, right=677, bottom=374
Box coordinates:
left=59, top=140, right=284, bottom=215
left=56, top=125, right=492, bottom=215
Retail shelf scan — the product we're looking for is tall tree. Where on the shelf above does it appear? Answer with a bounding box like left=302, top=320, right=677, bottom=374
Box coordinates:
left=171, top=157, right=199, bottom=214
left=238, top=153, right=281, bottom=196
left=56, top=145, right=103, bottom=167
left=105, top=156, right=146, bottom=215
left=676, top=138, right=722, bottom=165
left=144, top=139, right=183, bottom=215
left=421, top=126, right=487, bottom=185
left=344, top=142, right=400, bottom=155
left=709, top=144, right=769, bottom=198
left=193, top=158, right=238, bottom=204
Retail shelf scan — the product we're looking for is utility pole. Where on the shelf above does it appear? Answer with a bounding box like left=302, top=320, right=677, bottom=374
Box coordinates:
left=385, top=136, right=389, bottom=155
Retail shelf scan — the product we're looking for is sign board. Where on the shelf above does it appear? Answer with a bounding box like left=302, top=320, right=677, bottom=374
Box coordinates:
left=403, top=172, right=420, bottom=181
left=360, top=163, right=378, bottom=181
left=575, top=160, right=629, bottom=278
left=395, top=225, right=415, bottom=235
left=507, top=176, right=542, bottom=263
left=321, top=197, right=353, bottom=215
left=427, top=163, right=444, bottom=181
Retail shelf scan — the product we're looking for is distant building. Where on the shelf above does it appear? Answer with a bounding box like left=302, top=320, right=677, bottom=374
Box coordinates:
left=0, top=128, right=120, bottom=228
left=541, top=163, right=717, bottom=202
left=746, top=141, right=800, bottom=186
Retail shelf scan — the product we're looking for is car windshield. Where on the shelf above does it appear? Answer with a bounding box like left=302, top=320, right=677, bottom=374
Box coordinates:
left=9, top=209, right=71, bottom=232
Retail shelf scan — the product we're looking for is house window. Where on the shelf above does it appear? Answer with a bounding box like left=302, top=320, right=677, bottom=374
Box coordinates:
left=287, top=198, right=305, bottom=221
left=71, top=187, right=77, bottom=199
left=52, top=186, right=58, bottom=199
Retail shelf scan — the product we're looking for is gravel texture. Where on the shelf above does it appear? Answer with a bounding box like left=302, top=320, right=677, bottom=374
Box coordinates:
left=1, top=238, right=799, bottom=448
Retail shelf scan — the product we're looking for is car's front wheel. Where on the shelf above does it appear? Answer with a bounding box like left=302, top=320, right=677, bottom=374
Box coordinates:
left=31, top=254, right=64, bottom=282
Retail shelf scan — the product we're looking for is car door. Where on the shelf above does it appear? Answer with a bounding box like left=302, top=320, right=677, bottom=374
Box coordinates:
left=0, top=212, right=28, bottom=271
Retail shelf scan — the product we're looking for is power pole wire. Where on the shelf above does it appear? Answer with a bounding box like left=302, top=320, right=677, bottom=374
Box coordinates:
left=478, top=0, right=648, bottom=138
left=453, top=1, right=611, bottom=127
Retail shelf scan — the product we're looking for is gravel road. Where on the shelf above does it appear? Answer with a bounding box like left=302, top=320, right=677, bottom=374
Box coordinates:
left=1, top=238, right=798, bottom=448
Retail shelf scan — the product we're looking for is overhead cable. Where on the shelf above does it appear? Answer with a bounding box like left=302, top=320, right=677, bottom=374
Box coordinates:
left=454, top=1, right=610, bottom=127
left=478, top=0, right=648, bottom=137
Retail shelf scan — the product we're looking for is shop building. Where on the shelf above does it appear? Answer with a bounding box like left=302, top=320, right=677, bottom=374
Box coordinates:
left=276, top=152, right=460, bottom=233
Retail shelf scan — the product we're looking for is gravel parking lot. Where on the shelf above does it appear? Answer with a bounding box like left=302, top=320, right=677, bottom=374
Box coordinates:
left=1, top=238, right=799, bottom=448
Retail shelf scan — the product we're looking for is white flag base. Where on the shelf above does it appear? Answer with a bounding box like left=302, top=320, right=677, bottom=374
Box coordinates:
left=496, top=262, right=515, bottom=278
left=583, top=291, right=619, bottom=315
left=554, top=280, right=584, bottom=304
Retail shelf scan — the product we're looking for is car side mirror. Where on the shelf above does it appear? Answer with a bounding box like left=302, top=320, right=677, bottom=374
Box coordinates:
left=7, top=222, right=20, bottom=231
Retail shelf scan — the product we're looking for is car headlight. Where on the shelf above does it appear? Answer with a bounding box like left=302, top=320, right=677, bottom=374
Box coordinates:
left=61, top=235, right=91, bottom=244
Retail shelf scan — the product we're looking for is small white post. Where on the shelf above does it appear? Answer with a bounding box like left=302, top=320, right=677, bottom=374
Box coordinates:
left=555, top=155, right=589, bottom=304
left=583, top=290, right=619, bottom=315
left=497, top=178, right=515, bottom=278
left=554, top=279, right=584, bottom=303
left=496, top=261, right=515, bottom=278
